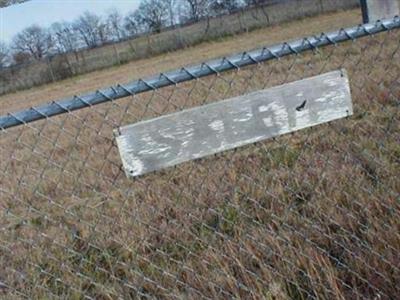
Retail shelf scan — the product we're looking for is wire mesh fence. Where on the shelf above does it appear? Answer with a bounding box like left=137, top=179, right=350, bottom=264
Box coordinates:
left=0, top=17, right=399, bottom=299
left=0, top=0, right=360, bottom=96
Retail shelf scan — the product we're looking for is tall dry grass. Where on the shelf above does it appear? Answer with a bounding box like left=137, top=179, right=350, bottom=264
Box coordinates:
left=0, top=16, right=399, bottom=300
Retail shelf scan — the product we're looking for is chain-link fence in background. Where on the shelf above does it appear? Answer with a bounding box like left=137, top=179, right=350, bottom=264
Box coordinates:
left=0, top=0, right=360, bottom=95
left=1, top=17, right=399, bottom=299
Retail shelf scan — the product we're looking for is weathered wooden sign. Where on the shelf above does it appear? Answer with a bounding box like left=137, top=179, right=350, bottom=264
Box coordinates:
left=360, top=0, right=400, bottom=23
left=115, top=70, right=353, bottom=177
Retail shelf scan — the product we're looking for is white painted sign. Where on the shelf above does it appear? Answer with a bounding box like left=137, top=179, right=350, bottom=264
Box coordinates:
left=115, top=70, right=353, bottom=178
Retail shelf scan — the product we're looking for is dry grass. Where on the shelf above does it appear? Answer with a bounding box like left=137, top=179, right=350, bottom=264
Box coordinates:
left=0, top=9, right=361, bottom=114
left=0, top=8, right=399, bottom=300
left=0, top=0, right=358, bottom=95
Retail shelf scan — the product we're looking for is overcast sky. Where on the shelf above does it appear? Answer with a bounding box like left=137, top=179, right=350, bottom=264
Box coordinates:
left=0, top=0, right=140, bottom=44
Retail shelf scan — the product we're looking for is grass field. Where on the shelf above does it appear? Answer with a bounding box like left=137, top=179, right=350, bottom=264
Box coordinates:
left=0, top=0, right=358, bottom=95
left=0, top=9, right=361, bottom=113
left=1, top=8, right=399, bottom=299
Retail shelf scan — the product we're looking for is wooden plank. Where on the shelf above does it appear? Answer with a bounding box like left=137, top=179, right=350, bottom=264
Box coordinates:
left=360, top=0, right=400, bottom=23
left=115, top=70, right=353, bottom=177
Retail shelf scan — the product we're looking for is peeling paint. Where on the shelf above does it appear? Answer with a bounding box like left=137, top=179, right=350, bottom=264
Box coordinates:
left=233, top=112, right=253, bottom=122
left=263, top=117, right=273, bottom=127
left=127, top=156, right=144, bottom=176
left=138, top=146, right=171, bottom=155
left=115, top=70, right=353, bottom=178
left=209, top=120, right=225, bottom=132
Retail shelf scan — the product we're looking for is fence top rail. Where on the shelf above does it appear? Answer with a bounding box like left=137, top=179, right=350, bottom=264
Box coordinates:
left=1, top=16, right=399, bottom=131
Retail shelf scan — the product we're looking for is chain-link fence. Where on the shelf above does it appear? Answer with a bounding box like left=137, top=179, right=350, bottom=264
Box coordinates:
left=1, top=17, right=399, bottom=299
left=0, top=0, right=360, bottom=96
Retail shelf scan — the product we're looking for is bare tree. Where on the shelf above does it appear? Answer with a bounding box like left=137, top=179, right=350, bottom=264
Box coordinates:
left=97, top=21, right=110, bottom=44
left=244, top=0, right=271, bottom=7
left=12, top=51, right=31, bottom=64
left=209, top=0, right=241, bottom=15
left=50, top=22, right=80, bottom=53
left=184, top=0, right=210, bottom=21
left=107, top=9, right=125, bottom=41
left=134, top=0, right=170, bottom=33
left=124, top=11, right=140, bottom=37
left=165, top=0, right=176, bottom=26
left=0, top=41, right=10, bottom=67
left=12, top=25, right=53, bottom=60
left=73, top=11, right=108, bottom=48
left=0, top=0, right=30, bottom=8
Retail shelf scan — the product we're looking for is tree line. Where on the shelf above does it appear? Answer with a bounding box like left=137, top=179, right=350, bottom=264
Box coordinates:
left=0, top=0, right=29, bottom=8
left=0, top=0, right=275, bottom=67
